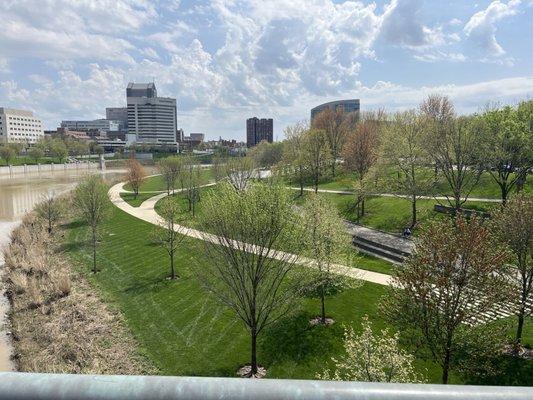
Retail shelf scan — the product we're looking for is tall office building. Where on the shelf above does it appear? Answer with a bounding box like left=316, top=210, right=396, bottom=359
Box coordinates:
left=0, top=107, right=44, bottom=144
left=106, top=107, right=128, bottom=131
left=126, top=82, right=178, bottom=143
left=310, top=99, right=360, bottom=122
left=246, top=117, right=273, bottom=148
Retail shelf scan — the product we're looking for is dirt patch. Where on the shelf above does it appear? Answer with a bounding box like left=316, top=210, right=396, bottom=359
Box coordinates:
left=237, top=364, right=267, bottom=378
left=309, top=316, right=335, bottom=326
left=3, top=214, right=156, bottom=374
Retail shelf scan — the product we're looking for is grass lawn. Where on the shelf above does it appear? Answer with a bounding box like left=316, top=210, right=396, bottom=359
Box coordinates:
left=0, top=155, right=63, bottom=166
left=297, top=170, right=533, bottom=200
left=123, top=168, right=214, bottom=193
left=63, top=204, right=533, bottom=384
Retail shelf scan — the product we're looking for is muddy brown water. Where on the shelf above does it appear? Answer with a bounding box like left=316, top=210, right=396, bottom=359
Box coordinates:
left=0, top=168, right=125, bottom=371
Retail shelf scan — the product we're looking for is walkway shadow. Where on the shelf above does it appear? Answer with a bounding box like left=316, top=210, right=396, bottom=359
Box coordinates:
left=260, top=312, right=343, bottom=366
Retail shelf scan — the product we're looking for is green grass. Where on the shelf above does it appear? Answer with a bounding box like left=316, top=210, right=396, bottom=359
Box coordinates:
left=120, top=192, right=160, bottom=207
left=0, top=155, right=63, bottom=166
left=296, top=170, right=533, bottom=200
left=63, top=204, right=533, bottom=384
left=123, top=168, right=214, bottom=193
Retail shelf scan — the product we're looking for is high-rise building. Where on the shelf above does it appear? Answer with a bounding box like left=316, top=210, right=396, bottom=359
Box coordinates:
left=126, top=82, right=178, bottom=144
left=246, top=117, right=273, bottom=147
left=0, top=107, right=44, bottom=144
left=106, top=107, right=128, bottom=131
left=310, top=99, right=360, bottom=122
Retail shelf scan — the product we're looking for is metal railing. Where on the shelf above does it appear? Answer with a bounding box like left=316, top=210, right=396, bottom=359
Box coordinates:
left=0, top=373, right=532, bottom=400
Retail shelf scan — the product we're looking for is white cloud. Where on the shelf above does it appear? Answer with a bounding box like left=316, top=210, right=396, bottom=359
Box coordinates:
left=464, top=0, right=521, bottom=57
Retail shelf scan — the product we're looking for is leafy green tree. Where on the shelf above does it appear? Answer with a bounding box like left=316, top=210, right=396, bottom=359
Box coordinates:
left=378, top=110, right=435, bottom=228
left=248, top=140, right=283, bottom=168
left=0, top=145, right=16, bottom=165
left=196, top=182, right=304, bottom=377
left=383, top=216, right=511, bottom=383
left=152, top=197, right=186, bottom=280
left=156, top=156, right=182, bottom=195
left=319, top=315, right=424, bottom=383
left=312, top=108, right=349, bottom=177
left=73, top=175, right=111, bottom=274
left=481, top=101, right=533, bottom=204
left=302, top=193, right=353, bottom=324
left=493, top=194, right=533, bottom=345
left=282, top=122, right=308, bottom=196
left=28, top=146, right=44, bottom=164
left=50, top=139, right=68, bottom=163
left=302, top=128, right=331, bottom=193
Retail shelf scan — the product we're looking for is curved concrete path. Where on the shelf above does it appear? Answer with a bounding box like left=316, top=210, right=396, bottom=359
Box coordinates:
left=108, top=182, right=393, bottom=286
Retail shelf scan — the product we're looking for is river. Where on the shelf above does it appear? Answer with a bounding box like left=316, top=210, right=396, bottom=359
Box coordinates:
left=0, top=168, right=125, bottom=371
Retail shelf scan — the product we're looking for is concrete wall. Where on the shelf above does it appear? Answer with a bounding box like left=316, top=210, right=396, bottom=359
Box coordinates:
left=0, top=162, right=98, bottom=177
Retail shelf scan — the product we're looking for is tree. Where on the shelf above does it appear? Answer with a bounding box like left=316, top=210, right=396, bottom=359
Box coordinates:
left=312, top=108, right=349, bottom=177
left=0, top=145, right=16, bottom=165
left=282, top=122, right=308, bottom=196
left=28, top=146, right=44, bottom=164
left=126, top=159, right=146, bottom=199
left=319, top=316, right=424, bottom=383
left=342, top=116, right=381, bottom=218
left=421, top=95, right=483, bottom=211
left=302, top=128, right=331, bottom=193
left=152, top=197, right=186, bottom=280
left=182, top=157, right=202, bottom=216
left=223, top=156, right=255, bottom=192
left=196, top=182, right=304, bottom=377
left=73, top=175, right=111, bottom=274
left=157, top=156, right=182, bottom=195
left=481, top=101, right=533, bottom=204
left=212, top=155, right=226, bottom=182
left=50, top=138, right=68, bottom=163
left=493, top=194, right=533, bottom=345
left=383, top=216, right=511, bottom=383
left=248, top=140, right=283, bottom=168
left=378, top=110, right=435, bottom=228
left=35, top=193, right=63, bottom=234
left=302, top=193, right=352, bottom=324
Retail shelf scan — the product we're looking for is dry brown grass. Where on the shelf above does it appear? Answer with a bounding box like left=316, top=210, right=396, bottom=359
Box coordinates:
left=3, top=214, right=155, bottom=374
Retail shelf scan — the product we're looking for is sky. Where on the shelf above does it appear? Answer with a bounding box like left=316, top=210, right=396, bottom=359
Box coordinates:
left=0, top=0, right=532, bottom=141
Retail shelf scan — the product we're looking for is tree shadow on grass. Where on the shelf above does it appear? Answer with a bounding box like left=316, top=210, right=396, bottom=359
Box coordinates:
left=61, top=220, right=86, bottom=230
left=58, top=240, right=86, bottom=253
left=462, top=354, right=533, bottom=386
left=260, top=312, right=343, bottom=367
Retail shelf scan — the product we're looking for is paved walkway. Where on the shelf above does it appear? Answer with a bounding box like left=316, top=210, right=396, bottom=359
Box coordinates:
left=108, top=182, right=394, bottom=286
left=288, top=187, right=502, bottom=203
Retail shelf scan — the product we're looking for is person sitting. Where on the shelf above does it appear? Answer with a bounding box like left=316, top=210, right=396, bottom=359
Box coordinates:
left=402, top=227, right=412, bottom=238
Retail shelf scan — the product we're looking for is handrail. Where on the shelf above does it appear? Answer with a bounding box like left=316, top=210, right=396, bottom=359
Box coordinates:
left=0, top=373, right=531, bottom=400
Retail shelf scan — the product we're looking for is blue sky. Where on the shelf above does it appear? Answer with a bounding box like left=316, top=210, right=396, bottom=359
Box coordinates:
left=0, top=0, right=532, bottom=140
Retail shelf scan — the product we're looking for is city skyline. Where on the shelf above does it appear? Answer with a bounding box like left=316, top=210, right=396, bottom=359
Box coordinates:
left=0, top=0, right=532, bottom=140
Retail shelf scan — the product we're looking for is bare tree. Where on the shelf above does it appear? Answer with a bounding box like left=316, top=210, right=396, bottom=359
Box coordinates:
left=152, top=197, right=186, bottom=280
left=383, top=216, right=511, bottom=383
left=312, top=108, right=348, bottom=177
left=493, top=194, right=533, bottom=346
left=73, top=175, right=111, bottom=274
left=342, top=116, right=381, bottom=218
left=378, top=110, right=435, bottom=228
left=421, top=95, right=483, bottom=211
left=212, top=155, right=226, bottom=182
left=156, top=156, right=182, bottom=195
left=319, top=315, right=424, bottom=383
left=282, top=122, right=308, bottom=196
left=223, top=156, right=255, bottom=192
left=302, top=128, right=331, bottom=193
left=35, top=193, right=63, bottom=234
left=182, top=157, right=202, bottom=216
left=195, top=182, right=305, bottom=377
left=302, top=193, right=353, bottom=324
left=126, top=158, right=147, bottom=199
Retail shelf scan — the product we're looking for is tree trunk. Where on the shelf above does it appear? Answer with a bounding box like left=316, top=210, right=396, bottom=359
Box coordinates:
left=516, top=309, right=525, bottom=344
left=361, top=197, right=365, bottom=217
left=314, top=174, right=319, bottom=194
left=442, top=349, right=451, bottom=384
left=250, top=327, right=258, bottom=376
left=320, top=282, right=326, bottom=324
left=501, top=183, right=508, bottom=206
left=170, top=249, right=176, bottom=279
left=411, top=195, right=417, bottom=228
left=92, top=229, right=97, bottom=274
